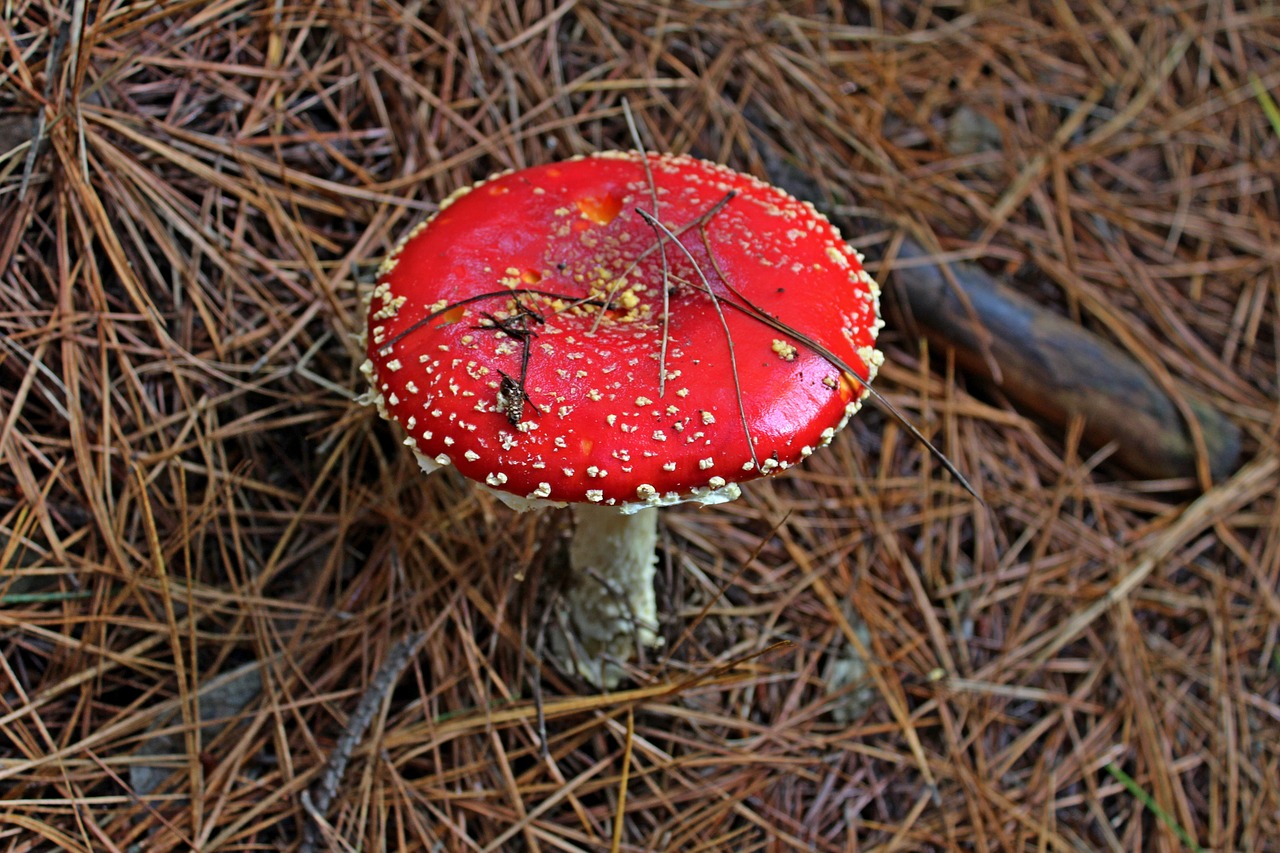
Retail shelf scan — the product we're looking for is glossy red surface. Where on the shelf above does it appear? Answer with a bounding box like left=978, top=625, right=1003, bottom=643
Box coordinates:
left=365, top=152, right=880, bottom=506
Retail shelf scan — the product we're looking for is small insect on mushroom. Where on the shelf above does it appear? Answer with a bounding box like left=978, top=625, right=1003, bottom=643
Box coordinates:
left=494, top=371, right=528, bottom=426
left=473, top=299, right=545, bottom=427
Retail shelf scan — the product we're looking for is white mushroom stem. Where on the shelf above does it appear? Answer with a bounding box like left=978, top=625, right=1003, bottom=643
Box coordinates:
left=560, top=504, right=662, bottom=688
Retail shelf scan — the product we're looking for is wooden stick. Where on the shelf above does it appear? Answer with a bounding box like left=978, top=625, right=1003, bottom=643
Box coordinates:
left=888, top=239, right=1241, bottom=484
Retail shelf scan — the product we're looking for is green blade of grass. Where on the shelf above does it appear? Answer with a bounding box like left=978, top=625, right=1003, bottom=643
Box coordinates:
left=1104, top=762, right=1203, bottom=852
left=0, top=590, right=94, bottom=605
left=1249, top=73, right=1280, bottom=138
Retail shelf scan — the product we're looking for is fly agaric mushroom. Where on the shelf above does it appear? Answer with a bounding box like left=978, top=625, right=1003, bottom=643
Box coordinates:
left=362, top=151, right=882, bottom=687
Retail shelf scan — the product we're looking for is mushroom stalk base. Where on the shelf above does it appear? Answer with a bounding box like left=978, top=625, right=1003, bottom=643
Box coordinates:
left=557, top=505, right=662, bottom=688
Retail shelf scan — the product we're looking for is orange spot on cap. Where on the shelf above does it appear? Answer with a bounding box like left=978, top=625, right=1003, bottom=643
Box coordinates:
left=575, top=193, right=622, bottom=226
left=838, top=372, right=861, bottom=399
left=437, top=304, right=466, bottom=325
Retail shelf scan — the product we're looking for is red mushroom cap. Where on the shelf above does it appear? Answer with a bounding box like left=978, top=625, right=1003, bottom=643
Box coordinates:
left=363, top=151, right=882, bottom=511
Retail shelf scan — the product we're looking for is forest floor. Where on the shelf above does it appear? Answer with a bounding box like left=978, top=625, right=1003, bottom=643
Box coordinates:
left=2, top=2, right=1278, bottom=850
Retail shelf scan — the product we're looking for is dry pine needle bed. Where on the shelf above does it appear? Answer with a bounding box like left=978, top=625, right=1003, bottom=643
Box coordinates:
left=1, top=2, right=1278, bottom=851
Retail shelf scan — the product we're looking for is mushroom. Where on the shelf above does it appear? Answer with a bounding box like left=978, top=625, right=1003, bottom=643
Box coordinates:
left=362, top=151, right=883, bottom=687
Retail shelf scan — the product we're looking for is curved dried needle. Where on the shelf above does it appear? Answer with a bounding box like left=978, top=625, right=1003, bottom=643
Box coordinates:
left=635, top=207, right=761, bottom=473
left=709, top=263, right=981, bottom=501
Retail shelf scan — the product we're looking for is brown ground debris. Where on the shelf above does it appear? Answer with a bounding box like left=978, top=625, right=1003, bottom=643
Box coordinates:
left=1, top=2, right=1277, bottom=850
